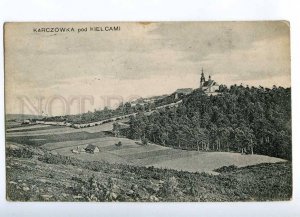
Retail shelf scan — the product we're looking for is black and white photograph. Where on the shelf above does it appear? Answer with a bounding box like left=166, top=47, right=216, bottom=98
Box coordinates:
left=4, top=21, right=292, bottom=202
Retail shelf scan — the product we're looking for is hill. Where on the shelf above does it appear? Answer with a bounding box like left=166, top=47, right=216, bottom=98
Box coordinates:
left=6, top=143, right=292, bottom=202
left=124, top=85, right=292, bottom=160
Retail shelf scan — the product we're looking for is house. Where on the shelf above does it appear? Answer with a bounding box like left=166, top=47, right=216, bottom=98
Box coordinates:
left=85, top=144, right=100, bottom=154
left=71, top=146, right=86, bottom=154
left=72, top=149, right=80, bottom=154
left=200, top=68, right=220, bottom=95
left=79, top=147, right=86, bottom=153
left=174, top=88, right=193, bottom=99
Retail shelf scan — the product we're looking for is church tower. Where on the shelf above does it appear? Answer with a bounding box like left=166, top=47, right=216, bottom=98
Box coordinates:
left=200, top=68, right=205, bottom=88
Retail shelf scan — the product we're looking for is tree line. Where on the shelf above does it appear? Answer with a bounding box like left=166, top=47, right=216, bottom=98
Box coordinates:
left=123, top=85, right=291, bottom=160
left=42, top=101, right=154, bottom=124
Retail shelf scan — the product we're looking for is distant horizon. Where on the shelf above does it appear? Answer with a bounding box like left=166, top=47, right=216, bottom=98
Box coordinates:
left=6, top=82, right=291, bottom=117
left=5, top=22, right=290, bottom=116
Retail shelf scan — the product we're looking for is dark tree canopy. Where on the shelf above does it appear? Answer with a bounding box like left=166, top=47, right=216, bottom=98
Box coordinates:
left=124, top=85, right=291, bottom=160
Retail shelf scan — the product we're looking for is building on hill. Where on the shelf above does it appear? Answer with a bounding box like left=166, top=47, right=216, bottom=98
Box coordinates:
left=200, top=68, right=220, bottom=95
left=171, top=68, right=220, bottom=100
left=174, top=88, right=193, bottom=99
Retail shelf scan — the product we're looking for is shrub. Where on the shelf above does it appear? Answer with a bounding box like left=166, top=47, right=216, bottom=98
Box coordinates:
left=142, top=138, right=148, bottom=146
left=214, top=165, right=238, bottom=173
left=115, top=141, right=122, bottom=147
left=6, top=147, right=33, bottom=158
left=162, top=176, right=178, bottom=195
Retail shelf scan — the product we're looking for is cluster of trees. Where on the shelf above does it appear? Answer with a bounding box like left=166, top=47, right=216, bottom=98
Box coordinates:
left=42, top=102, right=150, bottom=124
left=124, top=85, right=291, bottom=160
left=42, top=94, right=182, bottom=125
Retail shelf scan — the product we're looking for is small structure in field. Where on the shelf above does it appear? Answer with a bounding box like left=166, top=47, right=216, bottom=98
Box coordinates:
left=71, top=146, right=86, bottom=154
left=85, top=144, right=100, bottom=154
left=115, top=141, right=122, bottom=147
left=79, top=147, right=86, bottom=153
left=22, top=119, right=31, bottom=124
left=72, top=149, right=80, bottom=154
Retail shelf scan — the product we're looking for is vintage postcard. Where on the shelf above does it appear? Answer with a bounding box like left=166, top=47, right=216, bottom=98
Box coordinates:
left=4, top=22, right=291, bottom=202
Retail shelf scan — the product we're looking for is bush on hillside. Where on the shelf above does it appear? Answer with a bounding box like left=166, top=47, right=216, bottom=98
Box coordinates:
left=115, top=141, right=122, bottom=147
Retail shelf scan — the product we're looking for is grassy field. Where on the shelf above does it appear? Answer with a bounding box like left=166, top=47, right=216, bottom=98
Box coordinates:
left=6, top=142, right=292, bottom=202
left=6, top=126, right=80, bottom=136
left=6, top=124, right=286, bottom=173
left=6, top=125, right=60, bottom=133
left=152, top=152, right=286, bottom=173
left=5, top=124, right=292, bottom=202
left=38, top=134, right=286, bottom=172
left=6, top=131, right=110, bottom=146
left=5, top=121, right=24, bottom=129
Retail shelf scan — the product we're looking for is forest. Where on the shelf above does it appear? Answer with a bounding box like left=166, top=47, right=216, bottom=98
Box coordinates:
left=123, top=85, right=291, bottom=160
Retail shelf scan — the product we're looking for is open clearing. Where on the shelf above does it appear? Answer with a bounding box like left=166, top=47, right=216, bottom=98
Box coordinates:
left=6, top=124, right=291, bottom=202
left=152, top=152, right=286, bottom=173
left=6, top=124, right=286, bottom=173
left=6, top=124, right=51, bottom=132
left=55, top=144, right=285, bottom=172
left=6, top=143, right=292, bottom=201
left=5, top=121, right=116, bottom=137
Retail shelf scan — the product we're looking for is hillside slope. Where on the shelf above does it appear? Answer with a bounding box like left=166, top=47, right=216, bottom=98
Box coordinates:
left=6, top=143, right=292, bottom=202
left=125, top=86, right=291, bottom=160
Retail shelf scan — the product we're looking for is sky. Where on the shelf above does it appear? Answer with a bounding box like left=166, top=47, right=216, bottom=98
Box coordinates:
left=5, top=22, right=290, bottom=116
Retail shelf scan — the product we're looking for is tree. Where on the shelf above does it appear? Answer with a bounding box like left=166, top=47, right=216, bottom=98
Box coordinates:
left=122, top=85, right=291, bottom=160
left=115, top=141, right=122, bottom=147
left=142, top=137, right=148, bottom=145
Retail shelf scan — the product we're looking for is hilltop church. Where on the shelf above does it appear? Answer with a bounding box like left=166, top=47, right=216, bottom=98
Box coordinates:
left=174, top=68, right=220, bottom=99
left=199, top=68, right=219, bottom=94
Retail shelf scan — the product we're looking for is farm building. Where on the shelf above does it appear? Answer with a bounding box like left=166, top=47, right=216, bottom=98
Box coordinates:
left=85, top=144, right=100, bottom=154
left=36, top=120, right=45, bottom=124
left=22, top=120, right=31, bottom=124
left=71, top=146, right=86, bottom=154
left=72, top=149, right=80, bottom=154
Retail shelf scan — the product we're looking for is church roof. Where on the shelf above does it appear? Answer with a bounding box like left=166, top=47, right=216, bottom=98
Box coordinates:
left=203, top=80, right=218, bottom=87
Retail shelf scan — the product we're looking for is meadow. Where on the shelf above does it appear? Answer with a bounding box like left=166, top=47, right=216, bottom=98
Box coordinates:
left=6, top=142, right=292, bottom=202
left=6, top=123, right=286, bottom=173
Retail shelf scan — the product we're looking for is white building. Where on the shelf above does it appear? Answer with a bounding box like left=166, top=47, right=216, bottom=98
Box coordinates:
left=200, top=68, right=220, bottom=94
